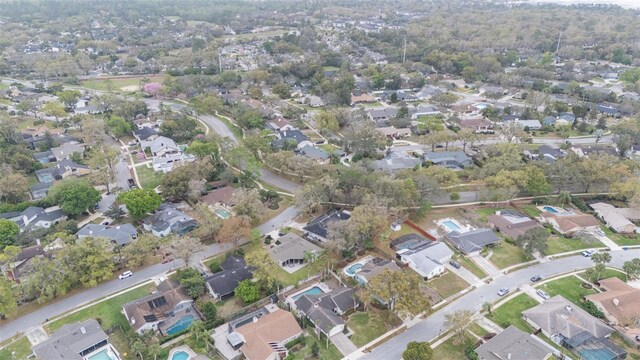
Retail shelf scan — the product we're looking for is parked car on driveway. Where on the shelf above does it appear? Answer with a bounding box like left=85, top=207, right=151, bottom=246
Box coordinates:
left=118, top=270, right=133, bottom=279
left=536, top=289, right=550, bottom=300
left=497, top=288, right=509, bottom=296
left=449, top=260, right=462, bottom=269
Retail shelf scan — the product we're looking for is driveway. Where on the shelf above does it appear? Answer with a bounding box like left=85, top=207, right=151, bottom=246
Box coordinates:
left=469, top=253, right=502, bottom=279
left=330, top=332, right=358, bottom=356
left=445, top=263, right=484, bottom=287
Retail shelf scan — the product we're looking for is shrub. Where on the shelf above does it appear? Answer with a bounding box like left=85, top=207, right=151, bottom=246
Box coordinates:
left=199, top=301, right=217, bottom=321
left=465, top=345, right=479, bottom=360
left=582, top=300, right=605, bottom=318
left=208, top=260, right=221, bottom=273
left=450, top=192, right=460, bottom=201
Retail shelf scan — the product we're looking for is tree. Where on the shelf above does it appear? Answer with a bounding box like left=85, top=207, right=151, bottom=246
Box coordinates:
left=42, top=101, right=67, bottom=123
left=160, top=167, right=194, bottom=201
left=0, top=276, right=17, bottom=318
left=515, top=227, right=549, bottom=258
left=315, top=111, right=339, bottom=132
left=105, top=115, right=133, bottom=137
left=271, top=83, right=291, bottom=99
left=216, top=216, right=251, bottom=251
left=56, top=90, right=81, bottom=109
left=86, top=145, right=120, bottom=193
left=194, top=203, right=222, bottom=242
left=591, top=252, right=612, bottom=281
left=118, top=189, right=162, bottom=219
left=187, top=140, right=219, bottom=161
left=0, top=173, right=29, bottom=203
left=523, top=166, right=551, bottom=196
left=199, top=301, right=217, bottom=321
left=235, top=279, right=260, bottom=303
left=366, top=269, right=429, bottom=319
left=60, top=238, right=115, bottom=287
left=557, top=191, right=572, bottom=208
left=104, top=203, right=126, bottom=220
left=344, top=119, right=386, bottom=159
left=48, top=178, right=101, bottom=216
left=179, top=273, right=206, bottom=298
left=233, top=188, right=264, bottom=223
left=170, top=236, right=203, bottom=266
left=622, top=258, right=640, bottom=280
left=431, top=92, right=458, bottom=106
left=403, top=341, right=433, bottom=360
left=16, top=98, right=38, bottom=117
left=444, top=309, right=473, bottom=344
left=244, top=247, right=278, bottom=292
left=457, top=128, right=478, bottom=152
left=120, top=234, right=161, bottom=268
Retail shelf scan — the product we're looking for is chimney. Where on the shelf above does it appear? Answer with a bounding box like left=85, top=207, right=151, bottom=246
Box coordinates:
left=565, top=305, right=572, bottom=312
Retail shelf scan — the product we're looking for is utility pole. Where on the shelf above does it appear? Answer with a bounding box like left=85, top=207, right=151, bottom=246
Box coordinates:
left=218, top=50, right=222, bottom=74
left=556, top=31, right=563, bottom=54
left=402, top=37, right=407, bottom=63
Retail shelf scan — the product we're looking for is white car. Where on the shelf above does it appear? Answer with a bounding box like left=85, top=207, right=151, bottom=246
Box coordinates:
left=118, top=271, right=133, bottom=280
left=582, top=250, right=596, bottom=257
left=497, top=288, right=509, bottom=296
left=536, top=289, right=550, bottom=300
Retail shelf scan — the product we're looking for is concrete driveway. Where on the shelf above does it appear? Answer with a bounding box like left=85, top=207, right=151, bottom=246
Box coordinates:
left=331, top=332, right=358, bottom=356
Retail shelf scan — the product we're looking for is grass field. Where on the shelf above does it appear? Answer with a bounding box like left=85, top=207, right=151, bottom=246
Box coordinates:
left=427, top=271, right=469, bottom=299
left=546, top=235, right=603, bottom=255
left=135, top=165, right=163, bottom=189
left=489, top=241, right=529, bottom=269
left=578, top=267, right=627, bottom=282
left=520, top=205, right=542, bottom=218
left=431, top=335, right=476, bottom=360
left=491, top=293, right=538, bottom=331
left=600, top=226, right=640, bottom=246
left=47, top=283, right=154, bottom=332
left=81, top=76, right=162, bottom=92
left=348, top=308, right=401, bottom=347
left=0, top=336, right=32, bottom=359
left=537, top=275, right=597, bottom=308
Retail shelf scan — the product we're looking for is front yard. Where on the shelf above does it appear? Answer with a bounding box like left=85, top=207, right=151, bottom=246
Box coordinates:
left=536, top=275, right=597, bottom=309
left=287, top=333, right=343, bottom=360
left=578, top=267, right=627, bottom=282
left=490, top=293, right=538, bottom=331
left=431, top=335, right=477, bottom=360
left=347, top=307, right=402, bottom=347
left=600, top=226, right=640, bottom=247
left=426, top=271, right=469, bottom=299
left=488, top=241, right=528, bottom=269
left=0, top=337, right=32, bottom=360
left=545, top=235, right=603, bottom=255
left=136, top=165, right=163, bottom=189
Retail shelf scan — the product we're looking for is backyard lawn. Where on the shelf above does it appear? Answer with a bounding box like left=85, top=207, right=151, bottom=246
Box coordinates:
left=488, top=241, right=528, bottom=269
left=520, top=205, right=542, bottom=218
left=427, top=271, right=469, bottom=299
left=347, top=307, right=401, bottom=347
left=545, top=235, right=603, bottom=255
left=0, top=336, right=32, bottom=360
left=288, top=334, right=343, bottom=360
left=136, top=165, right=163, bottom=189
left=537, top=275, right=597, bottom=309
left=47, top=283, right=154, bottom=332
left=490, top=293, right=538, bottom=331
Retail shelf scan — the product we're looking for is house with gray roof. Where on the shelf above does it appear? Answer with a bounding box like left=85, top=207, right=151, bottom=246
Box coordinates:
left=11, top=206, right=66, bottom=232
left=299, top=145, right=329, bottom=163
left=140, top=136, right=179, bottom=157
left=35, top=159, right=91, bottom=183
left=488, top=210, right=543, bottom=240
left=423, top=151, right=473, bottom=170
left=475, top=325, right=553, bottom=360
left=354, top=257, right=401, bottom=284
left=590, top=202, right=640, bottom=234
left=303, top=209, right=351, bottom=242
left=51, top=142, right=85, bottom=161
left=33, top=150, right=56, bottom=164
left=77, top=224, right=138, bottom=246
left=397, top=242, right=453, bottom=279
left=142, top=203, right=197, bottom=237
left=31, top=319, right=118, bottom=360
left=445, top=228, right=500, bottom=254
left=132, top=127, right=158, bottom=142
left=293, top=287, right=357, bottom=337
left=371, top=153, right=422, bottom=173
left=205, top=256, right=253, bottom=300
left=30, top=182, right=52, bottom=200
left=268, top=233, right=323, bottom=268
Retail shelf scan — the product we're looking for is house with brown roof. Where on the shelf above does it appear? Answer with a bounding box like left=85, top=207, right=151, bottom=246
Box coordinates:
left=351, top=93, right=376, bottom=105
left=590, top=202, right=640, bottom=234
left=122, top=279, right=198, bottom=335
left=587, top=277, right=640, bottom=340
left=538, top=207, right=600, bottom=236
left=488, top=209, right=543, bottom=240
left=458, top=118, right=495, bottom=134
left=200, top=186, right=237, bottom=209
left=0, top=244, right=50, bottom=282
left=232, top=309, right=302, bottom=360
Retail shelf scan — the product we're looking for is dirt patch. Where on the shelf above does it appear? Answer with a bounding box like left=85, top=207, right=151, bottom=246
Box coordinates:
left=120, top=85, right=139, bottom=92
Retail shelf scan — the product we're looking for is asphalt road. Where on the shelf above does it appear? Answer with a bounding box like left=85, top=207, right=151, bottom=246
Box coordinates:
left=0, top=205, right=298, bottom=342
left=363, top=249, right=640, bottom=360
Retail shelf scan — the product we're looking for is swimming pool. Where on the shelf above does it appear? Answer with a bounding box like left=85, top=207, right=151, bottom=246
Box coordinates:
left=214, top=208, right=231, bottom=219
left=442, top=220, right=461, bottom=231
left=87, top=349, right=113, bottom=360
left=292, top=286, right=325, bottom=301
left=345, top=263, right=363, bottom=275
left=543, top=206, right=558, bottom=213
left=166, top=315, right=195, bottom=335
left=171, top=351, right=190, bottom=360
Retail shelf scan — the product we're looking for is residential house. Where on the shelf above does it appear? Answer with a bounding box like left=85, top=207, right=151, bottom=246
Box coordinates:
left=475, top=325, right=553, bottom=360
left=522, top=295, right=615, bottom=343
left=151, top=152, right=196, bottom=173
left=33, top=150, right=56, bottom=164
left=415, top=85, right=443, bottom=99
left=410, top=105, right=441, bottom=119
left=31, top=319, right=120, bottom=360
left=35, top=159, right=92, bottom=183
left=390, top=233, right=433, bottom=251
left=589, top=202, right=640, bottom=234
left=200, top=186, right=237, bottom=209
left=487, top=210, right=544, bottom=240
left=587, top=277, right=640, bottom=329
left=452, top=104, right=480, bottom=117
left=371, top=153, right=422, bottom=173
left=298, top=95, right=324, bottom=107
left=271, top=129, right=311, bottom=149
left=142, top=204, right=197, bottom=237
left=458, top=118, right=495, bottom=134
left=376, top=126, right=412, bottom=139
left=423, top=151, right=473, bottom=170
left=353, top=257, right=401, bottom=284
left=231, top=309, right=303, bottom=360
left=51, top=142, right=85, bottom=161
left=30, top=182, right=52, bottom=200
left=507, top=119, right=542, bottom=130
left=538, top=208, right=600, bottom=236
left=481, top=85, right=509, bottom=96
left=132, top=127, right=158, bottom=143
left=267, top=118, right=294, bottom=132
left=6, top=206, right=66, bottom=232
left=268, top=233, right=322, bottom=269
left=76, top=224, right=138, bottom=246
left=1, top=244, right=49, bottom=282
left=303, top=210, right=351, bottom=242
left=205, top=256, right=253, bottom=300
left=445, top=228, right=500, bottom=254
left=525, top=145, right=566, bottom=163
left=122, top=279, right=199, bottom=335
left=570, top=144, right=618, bottom=158
left=596, top=104, right=621, bottom=117
left=397, top=241, right=453, bottom=279
left=299, top=146, right=329, bottom=163
left=140, top=136, right=180, bottom=158
left=351, top=93, right=376, bottom=105
left=367, top=108, right=398, bottom=125
left=294, top=287, right=357, bottom=337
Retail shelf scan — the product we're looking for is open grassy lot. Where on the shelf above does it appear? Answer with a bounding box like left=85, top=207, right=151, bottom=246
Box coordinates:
left=546, top=235, right=603, bottom=255
left=0, top=336, right=32, bottom=360
left=81, top=76, right=162, bottom=92
left=537, top=275, right=597, bottom=309
left=47, top=283, right=154, bottom=332
left=431, top=335, right=476, bottom=360
left=491, top=293, right=538, bottom=331
left=427, top=271, right=469, bottom=299
left=348, top=307, right=402, bottom=347
left=288, top=333, right=343, bottom=360
left=135, top=165, right=163, bottom=189
left=600, top=226, right=640, bottom=247
left=489, top=241, right=528, bottom=269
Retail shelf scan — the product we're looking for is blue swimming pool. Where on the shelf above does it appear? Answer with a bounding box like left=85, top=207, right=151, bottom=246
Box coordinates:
left=171, top=351, right=190, bottom=360
left=543, top=206, right=558, bottom=213
left=442, top=220, right=461, bottom=231
left=166, top=315, right=195, bottom=335
left=87, top=349, right=113, bottom=360
left=214, top=208, right=231, bottom=219
left=292, top=286, right=324, bottom=300
left=345, top=263, right=363, bottom=275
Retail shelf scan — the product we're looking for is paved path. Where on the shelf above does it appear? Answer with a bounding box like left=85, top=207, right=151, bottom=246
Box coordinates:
left=470, top=254, right=502, bottom=279
left=594, top=233, right=622, bottom=251
left=331, top=332, right=359, bottom=356
left=444, top=263, right=484, bottom=287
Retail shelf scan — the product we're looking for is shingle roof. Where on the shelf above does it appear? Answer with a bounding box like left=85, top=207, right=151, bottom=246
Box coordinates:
left=205, top=265, right=253, bottom=298
left=586, top=277, right=640, bottom=326
left=235, top=309, right=302, bottom=360
left=303, top=210, right=351, bottom=239
left=122, top=280, right=191, bottom=332
left=77, top=224, right=137, bottom=245
left=267, top=233, right=322, bottom=264
left=475, top=325, right=552, bottom=360
left=32, top=319, right=108, bottom=360
left=445, top=228, right=500, bottom=254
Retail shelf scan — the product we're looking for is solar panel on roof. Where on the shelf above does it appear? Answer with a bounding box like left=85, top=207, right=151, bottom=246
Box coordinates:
left=148, top=296, right=167, bottom=309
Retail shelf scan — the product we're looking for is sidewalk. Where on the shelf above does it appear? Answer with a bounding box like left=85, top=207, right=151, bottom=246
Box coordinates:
left=470, top=253, right=502, bottom=279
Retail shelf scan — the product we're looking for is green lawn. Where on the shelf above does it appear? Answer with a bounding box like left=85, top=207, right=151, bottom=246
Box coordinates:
left=489, top=241, right=529, bottom=269
left=474, top=208, right=498, bottom=223
left=537, top=276, right=597, bottom=308
left=47, top=283, right=154, bottom=332
left=288, top=334, right=343, bottom=360
left=347, top=308, right=401, bottom=347
left=0, top=83, right=9, bottom=91
left=427, top=271, right=469, bottom=299
left=431, top=335, right=476, bottom=360
left=468, top=323, right=490, bottom=337
left=135, top=165, right=163, bottom=189
left=81, top=76, right=162, bottom=92
left=545, top=235, right=603, bottom=255
left=578, top=268, right=627, bottom=282
left=520, top=205, right=542, bottom=218
left=491, top=293, right=538, bottom=331
left=452, top=253, right=487, bottom=279
left=600, top=226, right=640, bottom=246
left=0, top=336, right=32, bottom=359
